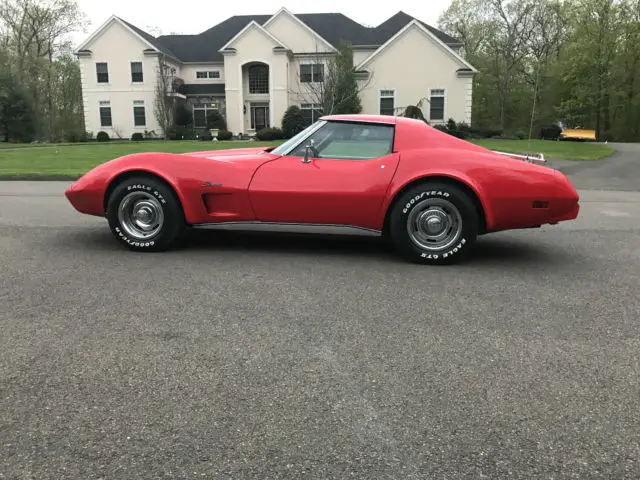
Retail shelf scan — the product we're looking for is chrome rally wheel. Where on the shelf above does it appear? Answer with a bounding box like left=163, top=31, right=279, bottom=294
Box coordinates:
left=406, top=197, right=463, bottom=252
left=117, top=191, right=165, bottom=241
left=106, top=176, right=185, bottom=252
left=389, top=182, right=479, bottom=265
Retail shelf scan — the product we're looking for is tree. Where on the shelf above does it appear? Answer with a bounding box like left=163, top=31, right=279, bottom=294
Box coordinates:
left=293, top=41, right=371, bottom=116
left=0, top=0, right=88, bottom=140
left=154, top=55, right=177, bottom=138
left=0, top=69, right=35, bottom=142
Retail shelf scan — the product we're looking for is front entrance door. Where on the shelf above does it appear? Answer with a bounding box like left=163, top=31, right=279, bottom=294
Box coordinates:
left=250, top=104, right=269, bottom=131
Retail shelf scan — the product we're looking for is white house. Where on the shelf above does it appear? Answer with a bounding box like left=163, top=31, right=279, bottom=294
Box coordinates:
left=74, top=8, right=477, bottom=138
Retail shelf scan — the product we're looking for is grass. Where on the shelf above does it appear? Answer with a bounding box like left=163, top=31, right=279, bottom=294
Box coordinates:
left=0, top=140, right=280, bottom=178
left=0, top=137, right=615, bottom=179
left=471, top=138, right=615, bottom=160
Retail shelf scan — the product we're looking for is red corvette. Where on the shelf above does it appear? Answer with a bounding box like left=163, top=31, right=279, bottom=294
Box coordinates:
left=65, top=114, right=579, bottom=264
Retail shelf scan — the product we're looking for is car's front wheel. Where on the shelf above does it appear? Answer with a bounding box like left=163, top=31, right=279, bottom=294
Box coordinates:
left=106, top=176, right=186, bottom=251
left=389, top=181, right=479, bottom=265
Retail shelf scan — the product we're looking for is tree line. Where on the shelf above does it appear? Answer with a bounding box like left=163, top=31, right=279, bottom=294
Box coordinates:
left=438, top=0, right=640, bottom=141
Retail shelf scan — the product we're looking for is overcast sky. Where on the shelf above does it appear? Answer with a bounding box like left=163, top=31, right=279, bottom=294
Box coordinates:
left=71, top=0, right=453, bottom=46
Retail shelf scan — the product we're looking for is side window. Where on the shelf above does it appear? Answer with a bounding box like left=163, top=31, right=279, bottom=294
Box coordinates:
left=289, top=122, right=394, bottom=160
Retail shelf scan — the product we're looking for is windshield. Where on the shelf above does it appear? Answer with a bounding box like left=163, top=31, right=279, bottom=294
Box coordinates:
left=271, top=120, right=327, bottom=155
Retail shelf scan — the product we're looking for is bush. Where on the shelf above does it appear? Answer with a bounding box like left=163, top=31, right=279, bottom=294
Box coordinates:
left=281, top=106, right=306, bottom=138
left=199, top=131, right=213, bottom=141
left=167, top=125, right=195, bottom=140
left=255, top=127, right=285, bottom=141
left=131, top=132, right=144, bottom=142
left=64, top=130, right=89, bottom=143
left=217, top=130, right=233, bottom=140
left=206, top=110, right=227, bottom=130
left=96, top=131, right=110, bottom=142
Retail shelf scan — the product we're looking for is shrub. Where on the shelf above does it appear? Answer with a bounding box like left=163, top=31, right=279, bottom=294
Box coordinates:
left=131, top=132, right=144, bottom=142
left=173, top=103, right=192, bottom=126
left=96, top=131, right=110, bottom=142
left=199, top=130, right=213, bottom=141
left=167, top=125, right=195, bottom=140
left=281, top=106, right=306, bottom=138
left=206, top=110, right=227, bottom=130
left=255, top=127, right=285, bottom=141
left=402, top=105, right=427, bottom=122
left=217, top=130, right=233, bottom=140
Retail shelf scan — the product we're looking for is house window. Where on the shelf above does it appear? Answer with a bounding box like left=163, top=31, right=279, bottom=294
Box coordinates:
left=379, top=89, right=395, bottom=115
left=248, top=65, right=269, bottom=94
left=196, top=70, right=220, bottom=79
left=96, top=62, right=108, bottom=83
left=133, top=100, right=146, bottom=126
left=300, top=63, right=324, bottom=83
left=131, top=62, right=143, bottom=82
left=300, top=103, right=323, bottom=126
left=430, top=89, right=445, bottom=121
left=193, top=102, right=220, bottom=128
left=99, top=101, right=112, bottom=126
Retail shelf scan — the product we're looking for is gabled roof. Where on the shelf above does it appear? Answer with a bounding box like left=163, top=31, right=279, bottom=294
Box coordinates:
left=356, top=19, right=476, bottom=72
left=77, top=10, right=462, bottom=64
left=218, top=20, right=289, bottom=52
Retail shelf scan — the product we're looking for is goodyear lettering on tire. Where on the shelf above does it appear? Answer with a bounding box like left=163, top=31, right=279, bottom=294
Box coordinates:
left=403, top=190, right=450, bottom=214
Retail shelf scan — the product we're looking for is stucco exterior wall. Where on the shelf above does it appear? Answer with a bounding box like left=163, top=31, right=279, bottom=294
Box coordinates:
left=357, top=24, right=473, bottom=124
left=78, top=20, right=167, bottom=138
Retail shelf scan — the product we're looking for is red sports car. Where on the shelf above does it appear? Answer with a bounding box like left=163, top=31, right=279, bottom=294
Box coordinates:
left=65, top=114, right=579, bottom=264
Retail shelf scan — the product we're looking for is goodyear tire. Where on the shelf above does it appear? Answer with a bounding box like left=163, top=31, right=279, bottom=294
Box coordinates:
left=106, top=176, right=186, bottom=252
left=389, top=182, right=479, bottom=265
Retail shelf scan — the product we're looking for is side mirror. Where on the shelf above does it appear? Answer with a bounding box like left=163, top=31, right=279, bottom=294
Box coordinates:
left=302, top=139, right=315, bottom=163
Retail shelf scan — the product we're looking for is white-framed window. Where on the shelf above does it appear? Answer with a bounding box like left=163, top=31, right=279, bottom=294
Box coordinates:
left=96, top=62, right=108, bottom=83
left=379, top=89, right=395, bottom=116
left=300, top=103, right=323, bottom=126
left=300, top=63, right=324, bottom=83
left=131, top=62, right=143, bottom=82
left=99, top=101, right=112, bottom=126
left=193, top=101, right=220, bottom=128
left=196, top=70, right=220, bottom=79
left=429, top=89, right=445, bottom=121
left=133, top=100, right=146, bottom=127
left=248, top=65, right=269, bottom=94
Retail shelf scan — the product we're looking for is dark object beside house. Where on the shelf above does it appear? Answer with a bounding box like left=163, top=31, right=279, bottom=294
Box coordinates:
left=539, top=124, right=562, bottom=141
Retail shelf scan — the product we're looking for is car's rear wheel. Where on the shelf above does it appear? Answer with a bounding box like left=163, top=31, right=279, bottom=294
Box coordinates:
left=106, top=175, right=186, bottom=252
left=389, top=181, right=479, bottom=265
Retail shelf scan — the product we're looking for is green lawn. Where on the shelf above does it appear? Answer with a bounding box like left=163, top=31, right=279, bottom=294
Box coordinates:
left=471, top=139, right=615, bottom=160
left=0, top=137, right=615, bottom=178
left=0, top=140, right=280, bottom=178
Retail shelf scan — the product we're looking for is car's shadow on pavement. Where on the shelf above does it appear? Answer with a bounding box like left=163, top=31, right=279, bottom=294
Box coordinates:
left=59, top=227, right=577, bottom=268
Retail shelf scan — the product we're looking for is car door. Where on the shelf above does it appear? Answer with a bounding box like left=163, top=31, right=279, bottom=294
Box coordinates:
left=248, top=120, right=399, bottom=229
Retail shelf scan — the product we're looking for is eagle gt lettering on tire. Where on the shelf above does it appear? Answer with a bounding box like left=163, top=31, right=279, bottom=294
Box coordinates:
left=106, top=175, right=186, bottom=252
left=388, top=181, right=479, bottom=264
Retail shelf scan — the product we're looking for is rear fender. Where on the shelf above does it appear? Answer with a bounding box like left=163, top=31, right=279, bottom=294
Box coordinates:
left=379, top=170, right=494, bottom=232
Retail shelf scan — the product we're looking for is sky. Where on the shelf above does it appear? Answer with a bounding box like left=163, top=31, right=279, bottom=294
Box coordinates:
left=70, top=0, right=454, bottom=46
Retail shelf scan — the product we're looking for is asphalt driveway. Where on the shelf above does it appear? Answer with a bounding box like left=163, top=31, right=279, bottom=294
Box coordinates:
left=1, top=146, right=639, bottom=479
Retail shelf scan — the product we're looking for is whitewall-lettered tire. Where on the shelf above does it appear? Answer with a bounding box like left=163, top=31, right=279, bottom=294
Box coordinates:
left=106, top=176, right=186, bottom=252
left=389, top=182, right=479, bottom=265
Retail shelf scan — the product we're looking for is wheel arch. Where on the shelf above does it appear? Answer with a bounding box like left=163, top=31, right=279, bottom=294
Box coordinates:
left=103, top=169, right=184, bottom=215
left=382, top=175, right=489, bottom=237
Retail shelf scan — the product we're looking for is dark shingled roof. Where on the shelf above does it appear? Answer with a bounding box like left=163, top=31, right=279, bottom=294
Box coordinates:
left=121, top=11, right=461, bottom=64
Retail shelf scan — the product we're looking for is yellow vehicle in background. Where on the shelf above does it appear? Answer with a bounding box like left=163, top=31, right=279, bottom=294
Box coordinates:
left=558, top=122, right=597, bottom=141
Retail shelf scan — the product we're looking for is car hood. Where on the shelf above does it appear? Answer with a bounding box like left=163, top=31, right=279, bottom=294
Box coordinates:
left=183, top=146, right=276, bottom=161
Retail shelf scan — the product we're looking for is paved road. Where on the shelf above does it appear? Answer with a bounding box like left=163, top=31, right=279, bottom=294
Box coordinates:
left=1, top=149, right=639, bottom=479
